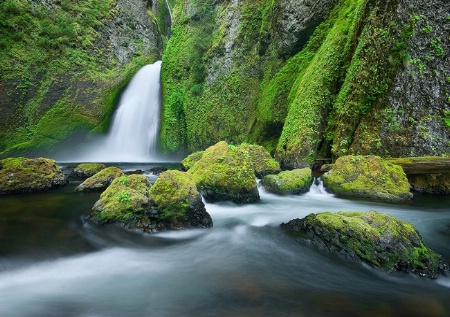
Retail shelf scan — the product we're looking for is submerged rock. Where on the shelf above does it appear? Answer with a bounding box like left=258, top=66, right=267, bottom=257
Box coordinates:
left=75, top=166, right=124, bottom=192
left=87, top=172, right=212, bottom=233
left=281, top=211, right=449, bottom=278
left=72, top=163, right=107, bottom=178
left=188, top=141, right=259, bottom=204
left=238, top=143, right=281, bottom=178
left=0, top=157, right=66, bottom=194
left=262, top=168, right=312, bottom=194
left=322, top=155, right=413, bottom=202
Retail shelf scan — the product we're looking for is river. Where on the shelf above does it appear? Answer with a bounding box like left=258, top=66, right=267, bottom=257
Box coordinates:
left=0, top=163, right=449, bottom=317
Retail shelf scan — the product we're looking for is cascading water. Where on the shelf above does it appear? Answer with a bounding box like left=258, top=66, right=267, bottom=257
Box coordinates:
left=71, top=61, right=162, bottom=162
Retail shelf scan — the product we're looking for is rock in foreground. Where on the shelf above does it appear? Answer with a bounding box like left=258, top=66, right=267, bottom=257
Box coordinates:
left=75, top=166, right=124, bottom=192
left=281, top=211, right=448, bottom=278
left=261, top=168, right=312, bottom=194
left=0, top=157, right=66, bottom=194
left=87, top=172, right=212, bottom=233
left=238, top=143, right=281, bottom=178
left=188, top=141, right=259, bottom=203
left=322, top=155, right=413, bottom=202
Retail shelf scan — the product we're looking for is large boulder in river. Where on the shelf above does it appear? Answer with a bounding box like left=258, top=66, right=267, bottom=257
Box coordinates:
left=238, top=143, right=281, bottom=178
left=281, top=211, right=449, bottom=278
left=181, top=151, right=204, bottom=171
left=72, top=163, right=107, bottom=178
left=75, top=166, right=124, bottom=192
left=322, top=155, right=412, bottom=202
left=0, top=157, right=66, bottom=194
left=261, top=168, right=313, bottom=194
left=87, top=172, right=212, bottom=233
left=188, top=141, right=259, bottom=204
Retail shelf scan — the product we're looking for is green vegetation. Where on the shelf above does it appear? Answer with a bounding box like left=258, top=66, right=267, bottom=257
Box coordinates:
left=238, top=143, right=281, bottom=178
left=282, top=211, right=445, bottom=277
left=73, top=163, right=106, bottom=178
left=262, top=168, right=313, bottom=195
left=0, top=0, right=161, bottom=156
left=75, top=166, right=123, bottom=192
left=0, top=157, right=66, bottom=193
left=322, top=155, right=413, bottom=202
left=188, top=141, right=259, bottom=203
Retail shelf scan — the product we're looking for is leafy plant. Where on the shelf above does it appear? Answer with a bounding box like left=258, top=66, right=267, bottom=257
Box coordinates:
left=116, top=192, right=131, bottom=202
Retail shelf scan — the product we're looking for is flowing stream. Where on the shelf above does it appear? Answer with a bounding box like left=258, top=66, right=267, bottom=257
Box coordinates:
left=0, top=168, right=449, bottom=317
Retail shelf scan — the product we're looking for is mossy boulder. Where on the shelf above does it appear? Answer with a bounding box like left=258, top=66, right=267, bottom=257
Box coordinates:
left=72, top=163, right=107, bottom=178
left=281, top=211, right=449, bottom=278
left=181, top=151, right=204, bottom=171
left=75, top=166, right=124, bottom=192
left=0, top=157, right=66, bottom=194
left=322, top=155, right=413, bottom=202
left=238, top=143, right=281, bottom=178
left=407, top=173, right=450, bottom=195
left=188, top=141, right=259, bottom=203
left=261, top=168, right=313, bottom=195
left=87, top=172, right=212, bottom=233
left=149, top=170, right=212, bottom=229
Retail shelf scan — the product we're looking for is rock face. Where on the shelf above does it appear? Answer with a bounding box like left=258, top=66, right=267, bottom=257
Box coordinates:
left=188, top=141, right=259, bottom=203
left=407, top=173, right=450, bottom=195
left=262, top=168, right=312, bottom=195
left=322, top=155, right=413, bottom=202
left=0, top=157, right=66, bottom=194
left=72, top=163, right=107, bottom=178
left=87, top=172, right=212, bottom=232
left=75, top=166, right=124, bottom=192
left=0, top=0, right=166, bottom=157
left=281, top=211, right=449, bottom=278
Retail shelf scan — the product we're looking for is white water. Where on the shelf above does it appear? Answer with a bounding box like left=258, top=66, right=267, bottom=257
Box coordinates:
left=1, top=177, right=450, bottom=317
left=69, top=61, right=162, bottom=162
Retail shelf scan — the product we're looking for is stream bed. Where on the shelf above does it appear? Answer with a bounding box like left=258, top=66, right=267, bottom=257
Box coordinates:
left=1, top=163, right=450, bottom=317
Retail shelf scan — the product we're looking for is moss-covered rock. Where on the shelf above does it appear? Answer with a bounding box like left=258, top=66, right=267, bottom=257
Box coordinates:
left=188, top=141, right=259, bottom=203
left=87, top=172, right=212, bottom=232
left=261, top=168, right=313, bottom=195
left=0, top=157, right=66, bottom=194
left=322, top=155, right=413, bottom=202
left=72, top=163, right=107, bottom=178
left=281, top=211, right=449, bottom=278
left=75, top=166, right=124, bottom=192
left=238, top=143, right=281, bottom=178
left=149, top=170, right=212, bottom=229
left=181, top=151, right=204, bottom=171
left=407, top=173, right=450, bottom=195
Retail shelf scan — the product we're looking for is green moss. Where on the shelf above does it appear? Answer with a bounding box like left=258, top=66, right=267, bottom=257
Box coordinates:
left=0, top=0, right=160, bottom=156
left=89, top=174, right=151, bottom=223
left=0, top=157, right=66, bottom=193
left=149, top=170, right=200, bottom=220
left=188, top=141, right=259, bottom=203
left=262, top=168, right=313, bottom=195
left=73, top=163, right=106, bottom=178
left=75, top=166, right=124, bottom=192
left=275, top=0, right=367, bottom=167
left=322, top=155, right=413, bottom=202
left=238, top=143, right=280, bottom=178
left=181, top=151, right=204, bottom=171
left=283, top=211, right=445, bottom=277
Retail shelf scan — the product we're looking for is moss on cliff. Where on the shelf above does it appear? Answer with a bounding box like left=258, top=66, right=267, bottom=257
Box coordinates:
left=0, top=0, right=162, bottom=157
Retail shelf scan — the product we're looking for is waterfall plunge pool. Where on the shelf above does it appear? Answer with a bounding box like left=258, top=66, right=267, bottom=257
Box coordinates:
left=1, top=163, right=450, bottom=317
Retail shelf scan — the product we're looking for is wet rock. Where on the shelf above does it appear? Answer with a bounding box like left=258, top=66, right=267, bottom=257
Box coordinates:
left=281, top=211, right=449, bottom=278
left=238, top=143, right=281, bottom=178
left=87, top=171, right=212, bottom=233
left=322, top=155, right=413, bottom=202
left=181, top=151, right=204, bottom=171
left=148, top=166, right=168, bottom=175
left=72, top=163, right=107, bottom=178
left=188, top=141, right=259, bottom=203
left=261, top=168, right=312, bottom=194
left=75, top=166, right=124, bottom=192
left=0, top=157, right=67, bottom=194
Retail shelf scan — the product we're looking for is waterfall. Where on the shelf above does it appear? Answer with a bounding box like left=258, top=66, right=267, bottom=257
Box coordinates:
left=165, top=0, right=173, bottom=23
left=69, top=61, right=162, bottom=162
